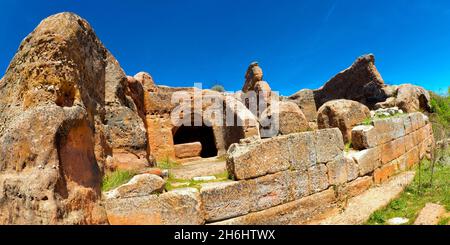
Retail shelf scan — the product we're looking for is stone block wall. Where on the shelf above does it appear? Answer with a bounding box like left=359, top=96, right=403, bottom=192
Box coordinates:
left=105, top=112, right=434, bottom=225
left=351, top=112, right=434, bottom=184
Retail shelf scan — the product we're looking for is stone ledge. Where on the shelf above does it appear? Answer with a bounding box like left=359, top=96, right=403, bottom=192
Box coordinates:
left=210, top=188, right=338, bottom=225
left=105, top=188, right=204, bottom=225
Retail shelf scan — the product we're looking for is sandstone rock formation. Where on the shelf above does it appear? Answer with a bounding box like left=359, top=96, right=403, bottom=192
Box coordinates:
left=0, top=12, right=113, bottom=224
left=284, top=89, right=318, bottom=123
left=314, top=54, right=388, bottom=109
left=376, top=84, right=431, bottom=113
left=0, top=12, right=155, bottom=224
left=260, top=101, right=309, bottom=136
left=105, top=174, right=165, bottom=199
left=242, top=62, right=264, bottom=93
left=317, top=99, right=371, bottom=143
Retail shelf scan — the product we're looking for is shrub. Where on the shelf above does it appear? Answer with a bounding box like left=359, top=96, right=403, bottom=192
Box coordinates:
left=211, top=84, right=225, bottom=92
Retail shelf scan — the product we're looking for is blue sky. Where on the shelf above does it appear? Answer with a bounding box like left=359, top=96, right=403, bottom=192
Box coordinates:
left=0, top=0, right=449, bottom=96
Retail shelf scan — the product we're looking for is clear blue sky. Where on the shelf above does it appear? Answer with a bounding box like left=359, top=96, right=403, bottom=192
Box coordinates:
left=1, top=0, right=449, bottom=96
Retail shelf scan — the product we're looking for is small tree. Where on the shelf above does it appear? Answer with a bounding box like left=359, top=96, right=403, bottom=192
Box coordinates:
left=211, top=84, right=225, bottom=92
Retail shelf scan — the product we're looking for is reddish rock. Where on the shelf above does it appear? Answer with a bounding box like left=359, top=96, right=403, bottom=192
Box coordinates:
left=381, top=137, right=406, bottom=165
left=242, top=62, right=264, bottom=93
left=0, top=13, right=115, bottom=224
left=317, top=99, right=371, bottom=143
left=374, top=161, right=398, bottom=184
left=314, top=54, right=388, bottom=109
left=394, top=84, right=431, bottom=113
left=174, top=142, right=202, bottom=159
left=285, top=89, right=318, bottom=122
left=340, top=176, right=373, bottom=198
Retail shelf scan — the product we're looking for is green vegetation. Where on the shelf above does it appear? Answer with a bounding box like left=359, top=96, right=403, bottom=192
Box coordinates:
left=344, top=142, right=353, bottom=152
left=361, top=112, right=404, bottom=126
left=157, top=157, right=180, bottom=170
left=165, top=170, right=231, bottom=191
left=211, top=84, right=225, bottom=92
left=366, top=158, right=450, bottom=225
left=430, top=87, right=450, bottom=133
left=102, top=170, right=137, bottom=192
left=438, top=216, right=450, bottom=225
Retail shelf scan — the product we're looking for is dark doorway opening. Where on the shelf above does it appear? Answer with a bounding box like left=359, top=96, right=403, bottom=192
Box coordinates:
left=173, top=125, right=218, bottom=158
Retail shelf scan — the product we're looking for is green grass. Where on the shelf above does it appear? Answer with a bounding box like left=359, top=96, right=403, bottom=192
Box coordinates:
left=157, top=157, right=180, bottom=170
left=361, top=112, right=404, bottom=126
left=430, top=88, right=450, bottom=129
left=165, top=170, right=231, bottom=191
left=366, top=159, right=450, bottom=225
left=344, top=142, right=353, bottom=152
left=438, top=216, right=450, bottom=225
left=102, top=170, right=137, bottom=192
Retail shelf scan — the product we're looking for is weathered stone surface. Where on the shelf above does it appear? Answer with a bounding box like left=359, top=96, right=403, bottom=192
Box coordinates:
left=313, top=54, right=387, bottom=109
left=259, top=101, right=309, bottom=136
left=373, top=116, right=406, bottom=145
left=414, top=203, right=446, bottom=225
left=405, top=147, right=420, bottom=169
left=108, top=149, right=149, bottom=172
left=374, top=161, right=398, bottom=184
left=286, top=89, right=318, bottom=122
left=174, top=142, right=202, bottom=159
left=106, top=188, right=204, bottom=225
left=226, top=136, right=291, bottom=180
left=287, top=132, right=317, bottom=171
left=349, top=147, right=380, bottom=176
left=227, top=129, right=340, bottom=180
left=0, top=13, right=114, bottom=224
left=409, top=112, right=427, bottom=131
left=200, top=181, right=251, bottom=222
left=248, top=171, right=293, bottom=212
left=381, top=137, right=405, bottom=165
left=242, top=62, right=264, bottom=93
left=345, top=154, right=359, bottom=182
left=340, top=176, right=373, bottom=198
left=105, top=174, right=165, bottom=199
left=212, top=189, right=338, bottom=225
left=104, top=52, right=148, bottom=161
left=146, top=115, right=176, bottom=161
left=308, top=164, right=329, bottom=193
left=351, top=125, right=378, bottom=150
left=289, top=170, right=310, bottom=199
left=404, top=133, right=416, bottom=151
left=317, top=99, right=370, bottom=143
left=327, top=155, right=348, bottom=185
left=315, top=128, right=345, bottom=164
left=395, top=84, right=431, bottom=113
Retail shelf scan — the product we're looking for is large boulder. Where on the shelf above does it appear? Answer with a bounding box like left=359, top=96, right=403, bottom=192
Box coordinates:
left=391, top=84, right=431, bottom=113
left=104, top=54, right=150, bottom=168
left=314, top=54, right=388, bottom=109
left=317, top=99, right=371, bottom=143
left=284, top=89, right=318, bottom=122
left=0, top=12, right=150, bottom=224
left=260, top=101, right=309, bottom=137
left=0, top=12, right=113, bottom=224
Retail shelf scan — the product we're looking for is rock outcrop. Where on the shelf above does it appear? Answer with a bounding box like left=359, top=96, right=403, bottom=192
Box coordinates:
left=376, top=84, right=431, bottom=113
left=0, top=12, right=149, bottom=224
left=285, top=89, right=318, bottom=123
left=317, top=100, right=371, bottom=143
left=242, top=62, right=264, bottom=93
left=314, top=54, right=388, bottom=109
left=260, top=101, right=309, bottom=137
